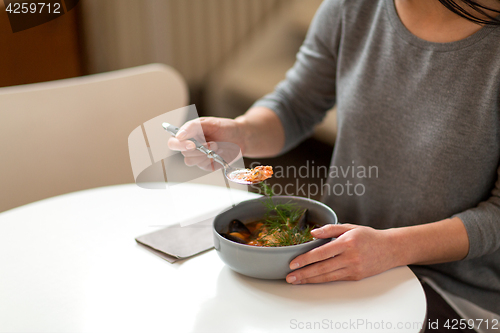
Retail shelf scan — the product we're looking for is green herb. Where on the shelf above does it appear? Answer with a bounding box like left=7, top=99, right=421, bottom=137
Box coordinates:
left=258, top=182, right=313, bottom=247
left=261, top=182, right=274, bottom=198
left=266, top=225, right=312, bottom=247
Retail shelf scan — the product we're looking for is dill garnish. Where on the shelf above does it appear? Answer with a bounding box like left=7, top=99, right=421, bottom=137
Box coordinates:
left=258, top=183, right=313, bottom=247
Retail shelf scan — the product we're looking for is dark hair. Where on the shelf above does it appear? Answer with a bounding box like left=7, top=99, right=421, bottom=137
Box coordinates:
left=438, top=0, right=500, bottom=25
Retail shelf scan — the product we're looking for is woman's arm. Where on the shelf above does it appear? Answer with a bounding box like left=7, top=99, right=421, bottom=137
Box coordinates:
left=287, top=161, right=500, bottom=284
left=285, top=217, right=469, bottom=284
left=234, top=106, right=285, bottom=158
left=390, top=217, right=469, bottom=265
left=170, top=0, right=342, bottom=158
left=250, top=0, right=341, bottom=153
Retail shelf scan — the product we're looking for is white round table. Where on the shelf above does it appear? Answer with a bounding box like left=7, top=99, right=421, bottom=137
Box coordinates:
left=0, top=184, right=426, bottom=333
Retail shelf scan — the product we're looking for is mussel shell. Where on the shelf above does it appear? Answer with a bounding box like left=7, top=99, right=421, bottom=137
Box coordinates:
left=228, top=219, right=251, bottom=236
left=297, top=209, right=309, bottom=231
left=221, top=233, right=247, bottom=244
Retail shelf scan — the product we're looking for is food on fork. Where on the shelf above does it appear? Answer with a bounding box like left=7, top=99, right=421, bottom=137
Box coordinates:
left=236, top=166, right=273, bottom=183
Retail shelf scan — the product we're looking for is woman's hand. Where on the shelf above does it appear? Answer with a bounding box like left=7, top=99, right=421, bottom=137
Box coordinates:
left=286, top=217, right=469, bottom=284
left=286, top=224, right=401, bottom=284
left=167, top=107, right=285, bottom=160
left=167, top=117, right=247, bottom=153
left=179, top=141, right=243, bottom=172
left=167, top=117, right=248, bottom=170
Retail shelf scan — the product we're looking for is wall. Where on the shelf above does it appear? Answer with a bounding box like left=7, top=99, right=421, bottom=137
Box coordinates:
left=0, top=2, right=83, bottom=88
left=81, top=0, right=287, bottom=87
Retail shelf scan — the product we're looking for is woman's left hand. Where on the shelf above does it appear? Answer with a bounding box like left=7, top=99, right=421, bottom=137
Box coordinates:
left=286, top=224, right=400, bottom=284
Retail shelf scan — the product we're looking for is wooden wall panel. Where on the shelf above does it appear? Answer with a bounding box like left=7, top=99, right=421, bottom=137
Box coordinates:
left=0, top=2, right=83, bottom=88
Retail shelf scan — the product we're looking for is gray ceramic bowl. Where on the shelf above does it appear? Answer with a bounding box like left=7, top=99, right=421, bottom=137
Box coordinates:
left=213, top=196, right=338, bottom=279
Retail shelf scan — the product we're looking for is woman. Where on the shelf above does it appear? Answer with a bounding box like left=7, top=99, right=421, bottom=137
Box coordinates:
left=169, top=0, right=500, bottom=331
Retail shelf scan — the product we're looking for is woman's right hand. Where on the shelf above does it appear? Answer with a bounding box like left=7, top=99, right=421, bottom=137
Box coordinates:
left=168, top=107, right=285, bottom=164
left=167, top=117, right=247, bottom=171
left=167, top=117, right=246, bottom=152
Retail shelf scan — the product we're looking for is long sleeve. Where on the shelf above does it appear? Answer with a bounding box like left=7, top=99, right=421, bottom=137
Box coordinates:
left=252, top=0, right=343, bottom=153
left=455, top=164, right=500, bottom=259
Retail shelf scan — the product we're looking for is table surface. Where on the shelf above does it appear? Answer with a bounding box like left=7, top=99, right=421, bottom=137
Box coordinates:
left=0, top=184, right=427, bottom=333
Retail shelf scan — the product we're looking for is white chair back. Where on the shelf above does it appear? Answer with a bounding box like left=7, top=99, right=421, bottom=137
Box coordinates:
left=0, top=64, right=188, bottom=212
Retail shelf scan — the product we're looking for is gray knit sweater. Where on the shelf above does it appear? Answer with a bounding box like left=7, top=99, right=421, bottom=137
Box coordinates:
left=253, top=0, right=500, bottom=314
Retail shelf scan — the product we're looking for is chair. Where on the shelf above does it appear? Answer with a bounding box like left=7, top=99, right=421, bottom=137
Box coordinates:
left=0, top=64, right=188, bottom=212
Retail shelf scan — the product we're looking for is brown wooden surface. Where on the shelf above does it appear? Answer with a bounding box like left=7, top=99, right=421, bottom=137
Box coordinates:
left=0, top=2, right=83, bottom=88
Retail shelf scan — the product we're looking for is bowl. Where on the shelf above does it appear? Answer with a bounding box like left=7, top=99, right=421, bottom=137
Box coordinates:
left=213, top=196, right=338, bottom=279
